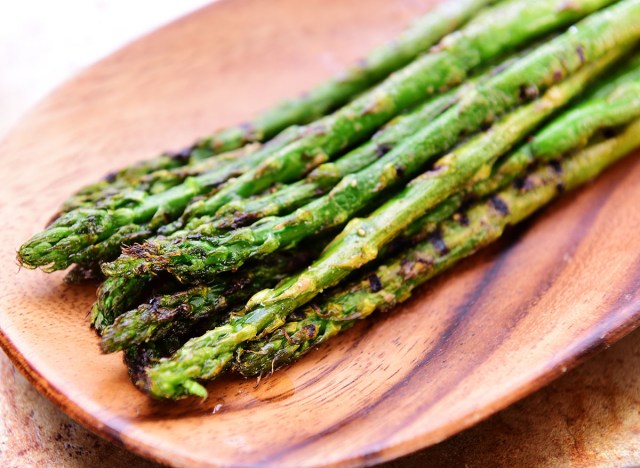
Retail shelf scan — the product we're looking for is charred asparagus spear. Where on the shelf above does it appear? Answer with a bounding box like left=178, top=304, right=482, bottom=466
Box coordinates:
left=18, top=0, right=616, bottom=271
left=234, top=118, right=640, bottom=377
left=99, top=247, right=324, bottom=351
left=91, top=275, right=163, bottom=332
left=60, top=143, right=260, bottom=214
left=105, top=7, right=639, bottom=284
left=202, top=0, right=498, bottom=153
left=473, top=65, right=640, bottom=197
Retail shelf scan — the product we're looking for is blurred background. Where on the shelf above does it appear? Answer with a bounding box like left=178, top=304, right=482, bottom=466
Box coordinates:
left=1, top=1, right=639, bottom=466
left=0, top=0, right=210, bottom=136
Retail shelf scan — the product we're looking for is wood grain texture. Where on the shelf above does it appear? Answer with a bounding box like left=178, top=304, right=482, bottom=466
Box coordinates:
left=0, top=0, right=639, bottom=466
left=3, top=327, right=640, bottom=467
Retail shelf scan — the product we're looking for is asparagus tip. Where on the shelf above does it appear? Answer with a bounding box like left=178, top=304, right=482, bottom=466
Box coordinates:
left=145, top=367, right=208, bottom=399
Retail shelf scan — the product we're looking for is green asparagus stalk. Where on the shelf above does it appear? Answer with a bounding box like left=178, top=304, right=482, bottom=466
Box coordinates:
left=63, top=0, right=494, bottom=215
left=59, top=143, right=260, bottom=215
left=102, top=283, right=242, bottom=351
left=172, top=0, right=620, bottom=226
left=581, top=51, right=640, bottom=99
left=143, top=45, right=639, bottom=400
left=18, top=0, right=619, bottom=272
left=234, top=119, right=640, bottom=377
left=91, top=275, right=155, bottom=332
left=59, top=144, right=216, bottom=217
left=106, top=8, right=640, bottom=284
left=473, top=75, right=640, bottom=196
left=99, top=248, right=322, bottom=352
left=171, top=87, right=462, bottom=235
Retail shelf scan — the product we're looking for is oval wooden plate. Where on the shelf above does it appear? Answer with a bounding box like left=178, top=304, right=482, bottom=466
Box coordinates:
left=1, top=0, right=640, bottom=466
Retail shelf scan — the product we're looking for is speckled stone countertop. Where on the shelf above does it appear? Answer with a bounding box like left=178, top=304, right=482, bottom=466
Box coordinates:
left=1, top=1, right=639, bottom=466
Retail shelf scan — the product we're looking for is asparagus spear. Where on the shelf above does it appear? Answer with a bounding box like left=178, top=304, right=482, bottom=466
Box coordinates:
left=234, top=119, right=640, bottom=377
left=60, top=144, right=216, bottom=217
left=142, top=49, right=637, bottom=399
left=59, top=143, right=260, bottom=215
left=99, top=248, right=322, bottom=352
left=21, top=0, right=618, bottom=273
left=106, top=7, right=640, bottom=284
left=473, top=73, right=640, bottom=196
left=171, top=0, right=620, bottom=226
left=91, top=275, right=155, bottom=332
left=93, top=267, right=192, bottom=332
left=171, top=87, right=462, bottom=235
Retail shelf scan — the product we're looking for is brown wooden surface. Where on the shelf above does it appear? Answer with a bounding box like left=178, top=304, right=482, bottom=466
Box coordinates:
left=0, top=0, right=639, bottom=466
left=3, top=327, right=640, bottom=467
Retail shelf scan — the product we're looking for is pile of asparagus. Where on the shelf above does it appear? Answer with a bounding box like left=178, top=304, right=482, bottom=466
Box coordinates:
left=17, top=0, right=640, bottom=400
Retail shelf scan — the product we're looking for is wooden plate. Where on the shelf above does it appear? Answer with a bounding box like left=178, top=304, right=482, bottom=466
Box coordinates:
left=1, top=0, right=639, bottom=466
